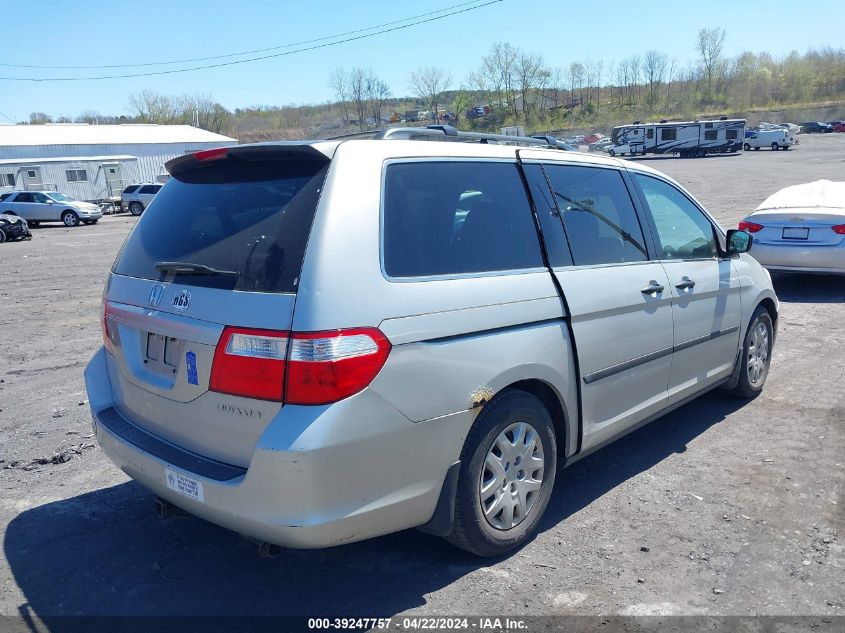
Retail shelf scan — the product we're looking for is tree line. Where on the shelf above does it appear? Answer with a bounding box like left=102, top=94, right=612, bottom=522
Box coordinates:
left=22, top=28, right=845, bottom=138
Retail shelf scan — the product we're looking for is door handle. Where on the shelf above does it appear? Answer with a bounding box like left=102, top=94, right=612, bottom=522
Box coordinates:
left=675, top=278, right=696, bottom=290
left=641, top=281, right=665, bottom=294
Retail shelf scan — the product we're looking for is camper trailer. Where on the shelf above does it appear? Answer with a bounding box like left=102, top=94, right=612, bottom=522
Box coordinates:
left=609, top=118, right=745, bottom=158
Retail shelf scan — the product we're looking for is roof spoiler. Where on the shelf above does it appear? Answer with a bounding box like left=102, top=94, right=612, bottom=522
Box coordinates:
left=166, top=142, right=335, bottom=177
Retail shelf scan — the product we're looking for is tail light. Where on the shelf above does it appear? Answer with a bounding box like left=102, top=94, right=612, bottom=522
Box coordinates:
left=832, top=224, right=845, bottom=235
left=210, top=327, right=289, bottom=401
left=738, top=220, right=764, bottom=233
left=286, top=328, right=391, bottom=405
left=209, top=326, right=391, bottom=404
left=101, top=301, right=116, bottom=354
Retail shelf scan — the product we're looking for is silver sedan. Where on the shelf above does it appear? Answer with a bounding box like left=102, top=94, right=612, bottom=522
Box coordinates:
left=741, top=180, right=845, bottom=275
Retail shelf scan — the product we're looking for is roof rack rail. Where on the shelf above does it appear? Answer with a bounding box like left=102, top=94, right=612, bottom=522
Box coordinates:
left=328, top=125, right=571, bottom=150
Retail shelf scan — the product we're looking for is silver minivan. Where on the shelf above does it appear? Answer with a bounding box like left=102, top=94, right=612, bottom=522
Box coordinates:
left=85, top=129, right=778, bottom=556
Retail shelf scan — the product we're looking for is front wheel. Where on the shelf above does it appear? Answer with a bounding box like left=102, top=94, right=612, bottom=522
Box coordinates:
left=0, top=229, right=6, bottom=243
left=729, top=306, right=774, bottom=399
left=62, top=211, right=80, bottom=227
left=771, top=143, right=779, bottom=151
left=608, top=149, right=616, bottom=157
left=445, top=390, right=557, bottom=557
left=129, top=202, right=144, bottom=216
left=27, top=221, right=39, bottom=228
left=743, top=143, right=751, bottom=151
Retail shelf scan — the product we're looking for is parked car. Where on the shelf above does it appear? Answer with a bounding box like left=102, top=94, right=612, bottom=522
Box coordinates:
left=833, top=123, right=845, bottom=133
left=800, top=121, right=833, bottom=133
left=121, top=183, right=163, bottom=216
left=0, top=190, right=102, bottom=227
left=743, top=129, right=795, bottom=151
left=583, top=133, right=604, bottom=145
left=0, top=212, right=32, bottom=242
left=86, top=133, right=777, bottom=558
left=740, top=179, right=845, bottom=275
left=589, top=137, right=613, bottom=152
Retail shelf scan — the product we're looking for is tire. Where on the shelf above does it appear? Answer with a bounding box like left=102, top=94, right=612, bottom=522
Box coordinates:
left=697, top=148, right=707, bottom=158
left=445, top=390, right=557, bottom=557
left=754, top=147, right=760, bottom=151
left=608, top=149, right=616, bottom=157
left=129, top=201, right=144, bottom=216
left=0, top=229, right=6, bottom=243
left=743, top=143, right=751, bottom=151
left=729, top=306, right=774, bottom=399
left=771, top=143, right=779, bottom=151
left=27, top=221, right=39, bottom=228
left=61, top=211, right=80, bottom=227
left=90, top=219, right=99, bottom=224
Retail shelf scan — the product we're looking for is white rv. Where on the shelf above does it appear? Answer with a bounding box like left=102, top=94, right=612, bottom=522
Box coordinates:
left=609, top=118, right=746, bottom=158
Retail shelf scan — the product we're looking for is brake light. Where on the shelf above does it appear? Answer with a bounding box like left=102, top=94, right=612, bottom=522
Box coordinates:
left=194, top=147, right=229, bottom=161
left=210, top=327, right=289, bottom=401
left=738, top=220, right=764, bottom=233
left=285, top=328, right=391, bottom=405
left=832, top=224, right=845, bottom=235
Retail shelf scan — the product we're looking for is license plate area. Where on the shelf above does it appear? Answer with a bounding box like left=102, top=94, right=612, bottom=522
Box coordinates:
left=782, top=227, right=809, bottom=240
left=146, top=332, right=182, bottom=374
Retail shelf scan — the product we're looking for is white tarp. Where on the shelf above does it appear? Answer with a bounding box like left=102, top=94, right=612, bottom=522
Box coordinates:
left=755, top=180, right=845, bottom=212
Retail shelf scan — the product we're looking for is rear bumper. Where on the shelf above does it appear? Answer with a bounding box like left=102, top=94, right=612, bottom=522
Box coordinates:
left=750, top=242, right=845, bottom=275
left=85, top=348, right=473, bottom=549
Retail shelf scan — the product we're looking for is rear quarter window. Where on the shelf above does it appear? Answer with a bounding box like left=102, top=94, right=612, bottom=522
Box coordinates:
left=122, top=185, right=139, bottom=194
left=383, top=161, right=543, bottom=277
left=113, top=159, right=329, bottom=293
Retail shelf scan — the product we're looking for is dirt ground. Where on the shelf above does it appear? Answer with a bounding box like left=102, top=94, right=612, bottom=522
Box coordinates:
left=0, top=135, right=843, bottom=622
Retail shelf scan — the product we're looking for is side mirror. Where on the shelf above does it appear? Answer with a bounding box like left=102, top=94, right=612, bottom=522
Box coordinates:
left=726, top=229, right=752, bottom=254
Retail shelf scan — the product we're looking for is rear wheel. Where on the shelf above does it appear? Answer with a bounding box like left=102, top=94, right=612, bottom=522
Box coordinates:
left=771, top=142, right=779, bottom=151
left=27, top=220, right=39, bottom=228
left=608, top=149, right=616, bottom=157
left=129, top=201, right=144, bottom=216
left=0, top=229, right=6, bottom=243
left=61, top=211, right=80, bottom=227
left=729, top=306, right=774, bottom=399
left=743, top=143, right=751, bottom=151
left=445, top=390, right=557, bottom=557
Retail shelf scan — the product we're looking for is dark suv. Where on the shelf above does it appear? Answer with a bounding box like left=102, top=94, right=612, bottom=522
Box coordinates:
left=800, top=121, right=833, bottom=133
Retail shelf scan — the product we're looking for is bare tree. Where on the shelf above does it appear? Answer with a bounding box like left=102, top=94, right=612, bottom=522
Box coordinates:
left=366, top=73, right=391, bottom=125
left=409, top=66, right=452, bottom=124
left=348, top=67, right=369, bottom=131
left=697, top=27, right=726, bottom=95
left=515, top=51, right=546, bottom=121
left=642, top=50, right=668, bottom=106
left=28, top=112, right=53, bottom=124
left=128, top=90, right=178, bottom=123
left=480, top=42, right=518, bottom=116
left=568, top=62, right=585, bottom=106
left=329, top=67, right=351, bottom=130
left=178, top=93, right=231, bottom=133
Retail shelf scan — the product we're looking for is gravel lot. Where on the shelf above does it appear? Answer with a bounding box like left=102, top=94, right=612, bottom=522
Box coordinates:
left=0, top=135, right=842, bottom=621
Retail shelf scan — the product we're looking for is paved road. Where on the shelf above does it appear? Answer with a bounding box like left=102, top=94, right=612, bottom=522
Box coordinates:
left=0, top=135, right=842, bottom=619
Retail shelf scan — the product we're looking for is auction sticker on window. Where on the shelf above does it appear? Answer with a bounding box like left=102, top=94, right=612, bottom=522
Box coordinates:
left=165, top=468, right=204, bottom=503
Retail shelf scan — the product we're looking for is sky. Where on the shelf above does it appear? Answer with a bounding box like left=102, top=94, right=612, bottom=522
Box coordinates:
left=1, top=0, right=842, bottom=122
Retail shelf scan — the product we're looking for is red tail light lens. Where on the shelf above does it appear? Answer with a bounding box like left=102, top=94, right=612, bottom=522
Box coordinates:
left=210, top=327, right=289, bottom=401
left=285, top=328, right=391, bottom=405
left=832, top=224, right=845, bottom=235
left=101, top=301, right=116, bottom=354
left=738, top=221, right=764, bottom=233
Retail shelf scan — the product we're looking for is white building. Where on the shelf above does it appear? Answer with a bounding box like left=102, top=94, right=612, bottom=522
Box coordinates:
left=0, top=123, right=237, bottom=202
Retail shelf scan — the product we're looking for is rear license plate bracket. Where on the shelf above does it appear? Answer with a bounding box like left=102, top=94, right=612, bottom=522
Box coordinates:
left=782, top=227, right=809, bottom=240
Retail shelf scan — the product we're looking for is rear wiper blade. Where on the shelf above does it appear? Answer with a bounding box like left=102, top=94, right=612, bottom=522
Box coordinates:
left=154, top=261, right=239, bottom=277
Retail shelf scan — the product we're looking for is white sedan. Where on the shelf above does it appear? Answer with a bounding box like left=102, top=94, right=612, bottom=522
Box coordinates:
left=740, top=180, right=845, bottom=275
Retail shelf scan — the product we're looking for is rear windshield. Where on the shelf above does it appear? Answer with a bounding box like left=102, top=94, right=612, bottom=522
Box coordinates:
left=122, top=185, right=139, bottom=194
left=113, top=159, right=328, bottom=293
